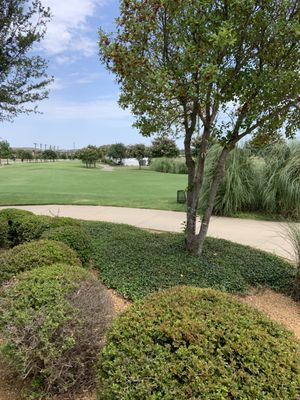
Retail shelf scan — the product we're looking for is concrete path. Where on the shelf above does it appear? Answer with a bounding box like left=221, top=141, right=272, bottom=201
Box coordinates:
left=0, top=204, right=297, bottom=261
left=99, top=163, right=114, bottom=171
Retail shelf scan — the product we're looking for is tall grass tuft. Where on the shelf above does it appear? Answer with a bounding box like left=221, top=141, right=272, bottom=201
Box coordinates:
left=260, top=141, right=300, bottom=219
left=199, top=145, right=257, bottom=216
left=286, top=224, right=300, bottom=300
left=150, top=157, right=187, bottom=174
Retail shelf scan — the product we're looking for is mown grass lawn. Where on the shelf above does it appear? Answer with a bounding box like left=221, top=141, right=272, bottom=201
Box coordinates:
left=0, top=161, right=187, bottom=210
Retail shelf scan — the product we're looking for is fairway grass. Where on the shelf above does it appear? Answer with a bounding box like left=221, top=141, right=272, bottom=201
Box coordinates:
left=0, top=161, right=187, bottom=211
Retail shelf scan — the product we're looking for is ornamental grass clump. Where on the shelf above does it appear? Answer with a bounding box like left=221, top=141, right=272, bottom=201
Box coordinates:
left=261, top=141, right=300, bottom=219
left=0, top=239, right=81, bottom=284
left=200, top=145, right=256, bottom=216
left=0, top=264, right=114, bottom=397
left=97, top=286, right=300, bottom=400
left=150, top=157, right=187, bottom=174
left=41, top=225, right=93, bottom=266
left=287, top=224, right=300, bottom=301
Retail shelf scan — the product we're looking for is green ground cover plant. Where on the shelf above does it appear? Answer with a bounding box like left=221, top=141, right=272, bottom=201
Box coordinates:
left=0, top=264, right=113, bottom=397
left=84, top=221, right=295, bottom=300
left=0, top=239, right=82, bottom=283
left=97, top=286, right=300, bottom=400
left=41, top=225, right=93, bottom=266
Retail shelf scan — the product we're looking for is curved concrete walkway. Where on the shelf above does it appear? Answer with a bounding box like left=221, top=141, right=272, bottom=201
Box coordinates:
left=0, top=204, right=297, bottom=261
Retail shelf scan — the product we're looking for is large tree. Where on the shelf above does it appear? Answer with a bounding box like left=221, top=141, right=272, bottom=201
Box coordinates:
left=108, top=143, right=127, bottom=164
left=0, top=0, right=52, bottom=122
left=77, top=146, right=100, bottom=168
left=42, top=149, right=57, bottom=162
left=100, top=0, right=300, bottom=255
left=127, top=143, right=150, bottom=168
left=151, top=135, right=180, bottom=158
left=0, top=139, right=12, bottom=164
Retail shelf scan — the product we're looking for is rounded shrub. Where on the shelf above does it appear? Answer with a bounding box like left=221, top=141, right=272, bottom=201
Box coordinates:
left=97, top=286, right=300, bottom=400
left=0, top=217, right=9, bottom=248
left=10, top=214, right=80, bottom=246
left=0, top=208, right=34, bottom=220
left=0, top=239, right=81, bottom=283
left=0, top=264, right=114, bottom=397
left=0, top=208, right=34, bottom=247
left=41, top=225, right=93, bottom=265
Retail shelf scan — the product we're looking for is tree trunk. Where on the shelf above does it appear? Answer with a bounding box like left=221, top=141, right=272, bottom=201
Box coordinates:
left=186, top=188, right=199, bottom=253
left=185, top=132, right=197, bottom=253
left=196, top=148, right=229, bottom=255
left=185, top=128, right=210, bottom=255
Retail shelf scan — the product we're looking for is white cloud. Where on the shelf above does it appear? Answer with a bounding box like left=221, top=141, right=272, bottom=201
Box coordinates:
left=40, top=97, right=131, bottom=121
left=55, top=55, right=78, bottom=65
left=41, top=0, right=106, bottom=57
left=74, top=72, right=103, bottom=84
left=49, top=77, right=65, bottom=91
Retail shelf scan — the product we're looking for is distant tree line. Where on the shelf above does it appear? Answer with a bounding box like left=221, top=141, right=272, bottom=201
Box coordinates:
left=0, top=140, right=77, bottom=164
left=76, top=136, right=180, bottom=169
left=0, top=136, right=181, bottom=169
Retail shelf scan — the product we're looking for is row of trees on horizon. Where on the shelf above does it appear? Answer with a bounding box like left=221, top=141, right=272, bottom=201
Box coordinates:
left=0, top=135, right=181, bottom=167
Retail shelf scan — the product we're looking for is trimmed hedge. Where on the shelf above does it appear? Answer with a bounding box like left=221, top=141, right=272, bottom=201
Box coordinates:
left=0, top=208, right=34, bottom=220
left=97, top=286, right=300, bottom=399
left=0, top=264, right=114, bottom=397
left=41, top=225, right=93, bottom=265
left=0, top=239, right=81, bottom=283
left=0, top=217, right=9, bottom=248
left=0, top=208, right=34, bottom=247
left=0, top=208, right=81, bottom=247
left=8, top=214, right=80, bottom=246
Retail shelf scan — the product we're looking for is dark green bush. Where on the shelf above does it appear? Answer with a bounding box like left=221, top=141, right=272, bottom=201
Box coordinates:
left=0, top=208, right=34, bottom=247
left=0, top=239, right=81, bottom=283
left=97, top=286, right=300, bottom=400
left=0, top=208, right=34, bottom=220
left=10, top=214, right=80, bottom=246
left=0, top=217, right=9, bottom=248
left=41, top=225, right=93, bottom=265
left=0, top=264, right=114, bottom=397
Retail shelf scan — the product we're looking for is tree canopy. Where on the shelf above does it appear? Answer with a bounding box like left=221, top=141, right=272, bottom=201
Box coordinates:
left=151, top=135, right=180, bottom=158
left=0, top=0, right=52, bottom=122
left=99, top=0, right=300, bottom=255
left=127, top=143, right=149, bottom=168
left=77, top=146, right=100, bottom=168
left=0, top=139, right=12, bottom=163
left=108, top=143, right=127, bottom=164
left=42, top=149, right=57, bottom=162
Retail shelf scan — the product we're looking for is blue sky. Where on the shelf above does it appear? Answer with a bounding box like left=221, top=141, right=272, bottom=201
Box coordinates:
left=0, top=0, right=153, bottom=150
left=1, top=0, right=298, bottom=150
